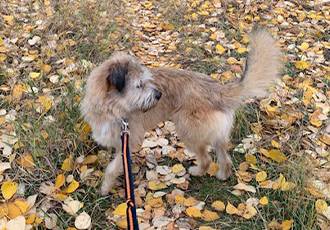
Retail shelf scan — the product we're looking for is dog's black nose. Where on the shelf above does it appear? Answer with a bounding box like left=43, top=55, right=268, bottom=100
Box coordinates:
left=155, top=91, right=162, bottom=100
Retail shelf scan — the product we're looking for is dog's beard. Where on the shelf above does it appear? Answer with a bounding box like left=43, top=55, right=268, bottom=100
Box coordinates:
left=142, top=97, right=158, bottom=113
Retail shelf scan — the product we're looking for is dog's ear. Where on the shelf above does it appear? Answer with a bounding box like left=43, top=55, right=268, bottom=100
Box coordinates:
left=107, top=63, right=128, bottom=93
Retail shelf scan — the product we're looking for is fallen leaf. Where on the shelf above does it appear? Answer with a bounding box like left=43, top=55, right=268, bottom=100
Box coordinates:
left=207, top=162, right=220, bottom=176
left=55, top=174, right=65, bottom=189
left=226, top=202, right=238, bottom=215
left=256, top=171, right=267, bottom=182
left=259, top=196, right=268, bottom=205
left=30, top=72, right=41, bottom=79
left=61, top=156, right=74, bottom=172
left=112, top=203, right=127, bottom=216
left=269, top=149, right=287, bottom=163
left=45, top=213, right=57, bottom=229
left=201, top=209, right=219, bottom=221
left=6, top=215, right=25, bottom=230
left=14, top=201, right=29, bottom=214
left=233, top=183, right=256, bottom=193
left=1, top=181, right=18, bottom=200
left=75, top=212, right=91, bottom=230
left=82, top=155, right=97, bottom=164
left=184, top=197, right=199, bottom=207
left=216, top=44, right=226, bottom=54
left=148, top=181, right=167, bottom=190
left=17, top=152, right=34, bottom=168
left=315, top=199, right=328, bottom=214
left=186, top=207, right=202, bottom=218
left=211, top=200, right=225, bottom=211
left=281, top=219, right=294, bottom=230
left=66, top=179, right=79, bottom=193
left=295, top=60, right=308, bottom=70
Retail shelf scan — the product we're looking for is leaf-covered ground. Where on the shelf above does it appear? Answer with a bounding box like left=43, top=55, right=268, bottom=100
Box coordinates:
left=0, top=0, right=330, bottom=229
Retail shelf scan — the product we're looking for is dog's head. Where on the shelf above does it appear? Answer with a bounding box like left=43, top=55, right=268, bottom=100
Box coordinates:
left=81, top=52, right=162, bottom=119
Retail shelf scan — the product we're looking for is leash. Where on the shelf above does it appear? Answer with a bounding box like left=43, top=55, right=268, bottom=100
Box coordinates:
left=121, top=119, right=139, bottom=230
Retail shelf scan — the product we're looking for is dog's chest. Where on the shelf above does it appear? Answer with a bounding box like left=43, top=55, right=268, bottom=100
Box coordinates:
left=91, top=119, right=121, bottom=148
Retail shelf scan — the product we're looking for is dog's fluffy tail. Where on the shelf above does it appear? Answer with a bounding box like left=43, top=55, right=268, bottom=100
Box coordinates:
left=222, top=27, right=281, bottom=108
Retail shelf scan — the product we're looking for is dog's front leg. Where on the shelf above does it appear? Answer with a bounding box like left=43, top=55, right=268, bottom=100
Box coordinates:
left=101, top=151, right=123, bottom=195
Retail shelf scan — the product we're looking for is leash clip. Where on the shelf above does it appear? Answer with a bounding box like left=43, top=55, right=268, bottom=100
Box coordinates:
left=121, top=118, right=130, bottom=136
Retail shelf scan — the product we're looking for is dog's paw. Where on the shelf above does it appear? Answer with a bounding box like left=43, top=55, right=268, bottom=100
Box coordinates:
left=100, top=180, right=114, bottom=196
left=215, top=166, right=231, bottom=181
left=188, top=166, right=205, bottom=177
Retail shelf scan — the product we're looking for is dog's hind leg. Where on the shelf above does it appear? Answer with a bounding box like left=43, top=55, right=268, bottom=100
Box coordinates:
left=188, top=145, right=212, bottom=177
left=101, top=151, right=123, bottom=195
left=215, top=141, right=232, bottom=180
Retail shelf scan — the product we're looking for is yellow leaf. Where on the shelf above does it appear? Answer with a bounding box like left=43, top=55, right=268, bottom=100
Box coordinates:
left=269, top=149, right=287, bottom=163
left=300, top=42, right=309, bottom=50
left=237, top=47, right=247, bottom=53
left=246, top=154, right=256, bottom=164
left=260, top=148, right=270, bottom=157
left=112, top=203, right=127, bottom=216
left=199, top=226, right=217, bottom=230
left=43, top=65, right=52, bottom=73
left=315, top=199, right=328, bottom=214
left=148, top=181, right=167, bottom=190
left=67, top=228, right=77, bottom=230
left=216, top=44, right=226, bottom=54
left=30, top=72, right=41, bottom=79
left=207, top=162, right=220, bottom=176
left=0, top=38, right=3, bottom=46
left=295, top=60, right=308, bottom=70
left=0, top=203, right=9, bottom=218
left=26, top=213, right=36, bottom=224
left=320, top=135, right=330, bottom=146
left=241, top=34, right=249, bottom=43
left=256, top=171, right=267, bottom=182
left=191, top=13, right=198, bottom=20
left=243, top=205, right=257, bottom=219
left=82, top=155, right=98, bottom=164
left=271, top=140, right=279, bottom=148
left=14, top=200, right=30, bottom=214
left=61, top=156, right=74, bottom=172
left=211, top=200, right=225, bottom=211
left=0, top=53, right=6, bottom=61
left=174, top=194, right=185, bottom=204
left=39, top=95, right=52, bottom=113
left=116, top=217, right=127, bottom=229
left=259, top=196, right=268, bottom=205
left=54, top=193, right=68, bottom=200
left=226, top=202, right=238, bottom=215
left=146, top=196, right=163, bottom=208
left=55, top=174, right=65, bottom=189
left=281, top=219, right=294, bottom=230
left=66, top=179, right=79, bottom=193
left=7, top=203, right=22, bottom=219
left=311, top=115, right=323, bottom=127
left=186, top=207, right=202, bottom=217
left=201, top=209, right=219, bottom=221
left=1, top=181, right=18, bottom=200
left=17, top=152, right=34, bottom=168
left=3, top=15, right=13, bottom=24
left=184, top=197, right=199, bottom=207
left=12, top=85, right=23, bottom=99
left=281, top=182, right=296, bottom=191
left=226, top=57, right=237, bottom=64
left=172, top=164, right=184, bottom=174
left=209, top=33, right=217, bottom=40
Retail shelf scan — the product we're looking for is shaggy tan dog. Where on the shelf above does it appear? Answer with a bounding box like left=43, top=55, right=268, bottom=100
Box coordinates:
left=80, top=27, right=281, bottom=195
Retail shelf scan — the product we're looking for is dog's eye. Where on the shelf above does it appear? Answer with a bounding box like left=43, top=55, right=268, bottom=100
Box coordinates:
left=137, top=82, right=142, bottom=89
